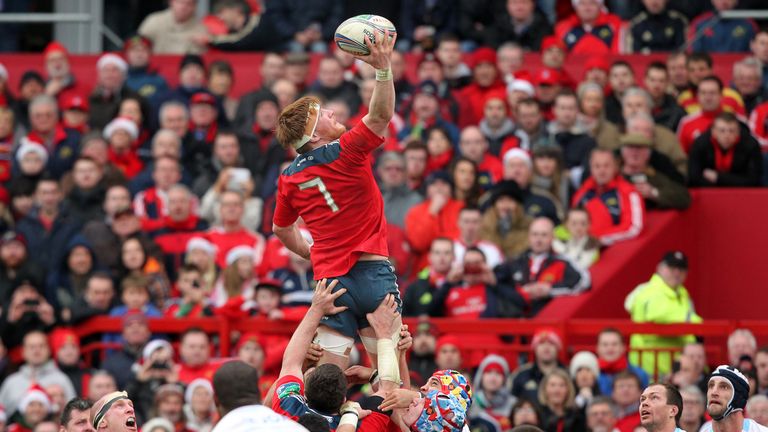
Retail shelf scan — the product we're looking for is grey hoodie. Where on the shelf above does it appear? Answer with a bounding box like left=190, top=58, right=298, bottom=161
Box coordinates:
left=469, top=354, right=515, bottom=423
left=0, top=359, right=76, bottom=414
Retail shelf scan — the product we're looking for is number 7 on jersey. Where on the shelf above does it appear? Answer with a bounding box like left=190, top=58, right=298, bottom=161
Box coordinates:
left=298, top=177, right=340, bottom=212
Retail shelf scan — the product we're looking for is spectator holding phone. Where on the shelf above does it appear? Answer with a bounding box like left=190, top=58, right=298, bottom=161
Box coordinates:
left=126, top=340, right=179, bottom=423
left=0, top=280, right=56, bottom=349
left=165, top=264, right=213, bottom=318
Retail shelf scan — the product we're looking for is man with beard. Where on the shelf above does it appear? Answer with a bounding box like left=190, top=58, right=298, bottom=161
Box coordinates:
left=701, top=366, right=768, bottom=432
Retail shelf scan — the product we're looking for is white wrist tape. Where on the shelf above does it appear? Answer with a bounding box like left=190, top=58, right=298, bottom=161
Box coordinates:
left=376, top=68, right=393, bottom=81
left=338, top=413, right=358, bottom=427
left=377, top=339, right=399, bottom=383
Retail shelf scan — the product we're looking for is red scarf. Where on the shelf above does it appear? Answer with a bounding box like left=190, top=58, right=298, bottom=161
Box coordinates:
left=108, top=147, right=144, bottom=179
left=712, top=136, right=735, bottom=173
left=598, top=356, right=629, bottom=374
left=27, top=124, right=68, bottom=151
left=425, top=147, right=454, bottom=175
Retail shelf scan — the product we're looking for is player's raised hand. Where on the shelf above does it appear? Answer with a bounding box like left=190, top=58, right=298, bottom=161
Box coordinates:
left=358, top=29, right=396, bottom=70
left=366, top=294, right=399, bottom=339
left=311, top=278, right=348, bottom=315
left=397, top=324, right=412, bottom=353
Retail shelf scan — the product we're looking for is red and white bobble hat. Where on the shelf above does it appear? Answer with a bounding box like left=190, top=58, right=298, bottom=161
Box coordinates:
left=18, top=384, right=52, bottom=414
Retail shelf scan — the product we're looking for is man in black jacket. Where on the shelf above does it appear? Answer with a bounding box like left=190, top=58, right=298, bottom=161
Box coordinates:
left=486, top=0, right=552, bottom=50
left=102, top=312, right=151, bottom=390
left=688, top=112, right=762, bottom=187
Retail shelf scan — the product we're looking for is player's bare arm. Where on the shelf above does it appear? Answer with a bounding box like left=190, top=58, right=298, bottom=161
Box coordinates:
left=278, top=279, right=347, bottom=378
left=359, top=30, right=396, bottom=137
left=272, top=222, right=311, bottom=260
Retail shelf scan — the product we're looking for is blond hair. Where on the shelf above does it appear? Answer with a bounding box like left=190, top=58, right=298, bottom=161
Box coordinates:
left=538, top=368, right=576, bottom=409
left=276, top=95, right=320, bottom=154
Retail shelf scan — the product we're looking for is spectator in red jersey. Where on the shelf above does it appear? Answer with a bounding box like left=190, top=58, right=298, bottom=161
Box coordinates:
left=42, top=42, right=86, bottom=109
left=204, top=189, right=264, bottom=269
left=24, top=95, right=80, bottom=179
left=555, top=0, right=624, bottom=55
left=459, top=125, right=503, bottom=188
left=479, top=95, right=518, bottom=158
left=480, top=180, right=530, bottom=259
left=177, top=329, right=215, bottom=385
left=398, top=80, right=460, bottom=147
left=732, top=58, right=768, bottom=116
left=494, top=217, right=590, bottom=317
left=605, top=61, right=636, bottom=125
left=403, top=141, right=429, bottom=192
left=405, top=171, right=464, bottom=269
left=678, top=53, right=746, bottom=116
left=487, top=0, right=553, bottom=50
left=457, top=47, right=507, bottom=128
left=510, top=328, right=566, bottom=402
left=534, top=68, right=562, bottom=121
left=165, top=265, right=213, bottom=318
left=689, top=112, right=762, bottom=187
left=540, top=36, right=576, bottom=89
left=133, top=157, right=182, bottom=221
left=678, top=75, right=728, bottom=154
left=403, top=237, right=454, bottom=317
left=104, top=117, right=143, bottom=180
left=60, top=95, right=89, bottom=134
left=144, top=185, right=208, bottom=279
left=430, top=246, right=500, bottom=319
left=572, top=149, right=645, bottom=246
left=612, top=371, right=643, bottom=432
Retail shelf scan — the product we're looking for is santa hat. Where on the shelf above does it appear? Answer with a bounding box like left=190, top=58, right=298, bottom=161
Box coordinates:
left=225, top=246, right=254, bottom=266
left=43, top=41, right=68, bottom=58
left=49, top=327, right=79, bottom=359
left=184, top=378, right=213, bottom=405
left=96, top=53, right=128, bottom=74
left=15, top=138, right=49, bottom=165
left=142, top=339, right=173, bottom=363
left=508, top=79, right=535, bottom=97
left=186, top=237, right=217, bottom=257
left=18, top=385, right=52, bottom=413
left=103, top=117, right=139, bottom=140
left=503, top=148, right=532, bottom=169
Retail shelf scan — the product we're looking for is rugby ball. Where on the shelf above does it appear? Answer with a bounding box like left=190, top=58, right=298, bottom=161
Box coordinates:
left=334, top=15, right=397, bottom=56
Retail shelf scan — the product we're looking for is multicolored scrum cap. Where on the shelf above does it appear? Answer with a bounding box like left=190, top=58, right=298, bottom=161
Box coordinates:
left=430, top=369, right=472, bottom=411
left=709, top=365, right=750, bottom=420
left=291, top=102, right=321, bottom=150
left=91, top=391, right=129, bottom=428
left=411, top=390, right=468, bottom=432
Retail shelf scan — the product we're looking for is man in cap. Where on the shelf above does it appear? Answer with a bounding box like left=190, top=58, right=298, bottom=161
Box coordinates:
left=89, top=391, right=136, bottom=431
left=625, top=251, right=702, bottom=377
left=405, top=171, right=464, bottom=270
left=398, top=80, right=460, bottom=145
left=123, top=35, right=169, bottom=108
left=41, top=42, right=86, bottom=109
left=457, top=47, right=507, bottom=128
left=638, top=383, right=685, bottom=432
left=533, top=68, right=562, bottom=121
left=540, top=36, right=576, bottom=89
left=572, top=148, right=644, bottom=246
left=61, top=94, right=89, bottom=134
left=619, top=133, right=691, bottom=210
left=701, top=366, right=768, bottom=431
left=510, top=327, right=565, bottom=401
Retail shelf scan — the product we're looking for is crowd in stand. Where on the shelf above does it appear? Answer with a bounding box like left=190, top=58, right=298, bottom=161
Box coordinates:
left=0, top=0, right=767, bottom=430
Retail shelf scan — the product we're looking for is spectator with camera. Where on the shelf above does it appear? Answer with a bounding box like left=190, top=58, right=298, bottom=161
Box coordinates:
left=429, top=246, right=500, bottom=319
left=126, top=340, right=179, bottom=423
left=0, top=281, right=56, bottom=350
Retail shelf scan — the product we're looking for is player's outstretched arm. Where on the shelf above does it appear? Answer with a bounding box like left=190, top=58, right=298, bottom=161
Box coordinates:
left=359, top=29, right=396, bottom=137
left=278, top=279, right=347, bottom=379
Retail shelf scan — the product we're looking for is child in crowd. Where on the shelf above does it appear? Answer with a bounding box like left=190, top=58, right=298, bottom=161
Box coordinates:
left=166, top=264, right=213, bottom=318
left=553, top=208, right=600, bottom=271
left=110, top=273, right=163, bottom=317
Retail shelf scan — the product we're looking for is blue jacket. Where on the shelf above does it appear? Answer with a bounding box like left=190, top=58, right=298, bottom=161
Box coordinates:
left=598, top=363, right=649, bottom=396
left=125, top=66, right=170, bottom=109
left=690, top=12, right=756, bottom=53
left=16, top=207, right=82, bottom=271
left=44, top=235, right=97, bottom=311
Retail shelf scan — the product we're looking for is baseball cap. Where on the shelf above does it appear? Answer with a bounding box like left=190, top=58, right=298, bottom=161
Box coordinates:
left=414, top=80, right=439, bottom=98
left=661, top=250, right=688, bottom=269
left=43, top=41, right=68, bottom=58
left=190, top=91, right=217, bottom=106
left=424, top=170, right=453, bottom=188
left=619, top=133, right=652, bottom=148
left=62, top=94, right=89, bottom=112
left=179, top=54, right=205, bottom=72
left=531, top=327, right=563, bottom=351
left=418, top=52, right=442, bottom=68
left=470, top=47, right=497, bottom=69
left=534, top=68, right=561, bottom=86
left=1, top=231, right=26, bottom=247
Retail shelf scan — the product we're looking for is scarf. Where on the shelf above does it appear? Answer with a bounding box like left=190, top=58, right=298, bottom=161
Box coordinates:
left=598, top=356, right=629, bottom=374
left=712, top=136, right=735, bottom=173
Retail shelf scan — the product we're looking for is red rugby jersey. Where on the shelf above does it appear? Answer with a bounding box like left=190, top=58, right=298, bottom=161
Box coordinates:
left=273, top=122, right=388, bottom=279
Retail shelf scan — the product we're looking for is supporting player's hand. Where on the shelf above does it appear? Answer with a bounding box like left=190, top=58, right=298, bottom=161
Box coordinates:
left=357, top=29, right=396, bottom=70
left=397, top=325, right=412, bottom=353
left=344, top=365, right=375, bottom=386
left=366, top=294, right=399, bottom=339
left=341, top=400, right=371, bottom=419
left=310, top=278, right=348, bottom=316
left=379, top=389, right=420, bottom=411
left=306, top=342, right=324, bottom=364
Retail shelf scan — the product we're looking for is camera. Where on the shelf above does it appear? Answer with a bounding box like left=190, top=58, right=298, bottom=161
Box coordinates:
left=23, top=299, right=40, bottom=307
left=150, top=361, right=170, bottom=370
